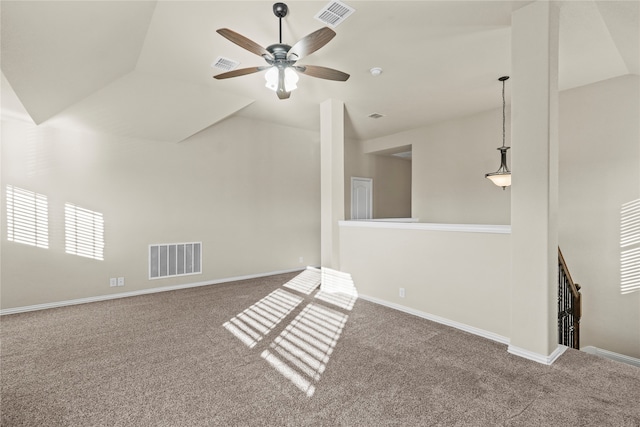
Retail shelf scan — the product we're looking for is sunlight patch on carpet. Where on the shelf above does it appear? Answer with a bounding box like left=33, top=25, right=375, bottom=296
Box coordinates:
left=223, top=289, right=303, bottom=348
left=224, top=268, right=358, bottom=397
left=261, top=349, right=316, bottom=397
left=283, top=267, right=321, bottom=295
left=261, top=303, right=348, bottom=397
left=316, top=267, right=358, bottom=310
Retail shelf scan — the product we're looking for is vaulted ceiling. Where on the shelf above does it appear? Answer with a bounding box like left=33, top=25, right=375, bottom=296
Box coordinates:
left=1, top=1, right=638, bottom=143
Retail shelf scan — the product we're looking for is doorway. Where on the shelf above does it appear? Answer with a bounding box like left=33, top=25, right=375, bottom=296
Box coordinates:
left=351, top=177, right=372, bottom=220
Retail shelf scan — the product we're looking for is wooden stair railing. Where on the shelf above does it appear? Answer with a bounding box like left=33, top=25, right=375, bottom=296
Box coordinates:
left=558, top=248, right=582, bottom=349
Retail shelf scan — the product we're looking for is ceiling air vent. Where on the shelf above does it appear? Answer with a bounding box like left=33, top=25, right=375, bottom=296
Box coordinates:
left=212, top=56, right=240, bottom=72
left=368, top=112, right=385, bottom=119
left=314, top=1, right=355, bottom=28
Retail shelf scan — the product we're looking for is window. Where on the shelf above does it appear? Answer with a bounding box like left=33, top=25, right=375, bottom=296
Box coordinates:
left=6, top=185, right=49, bottom=248
left=65, top=203, right=104, bottom=260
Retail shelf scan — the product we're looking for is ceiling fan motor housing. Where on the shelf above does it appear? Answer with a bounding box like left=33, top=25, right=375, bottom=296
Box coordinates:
left=266, top=43, right=293, bottom=62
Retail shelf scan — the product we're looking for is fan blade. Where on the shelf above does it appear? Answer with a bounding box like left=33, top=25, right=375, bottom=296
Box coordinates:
left=276, top=68, right=290, bottom=100
left=217, top=28, right=271, bottom=58
left=297, top=65, right=350, bottom=81
left=287, top=27, right=336, bottom=60
left=214, top=66, right=268, bottom=79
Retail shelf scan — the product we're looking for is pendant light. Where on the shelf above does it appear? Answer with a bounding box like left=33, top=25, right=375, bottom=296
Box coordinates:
left=485, top=76, right=511, bottom=190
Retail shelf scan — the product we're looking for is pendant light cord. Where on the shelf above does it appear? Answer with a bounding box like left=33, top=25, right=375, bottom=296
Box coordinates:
left=502, top=78, right=506, bottom=149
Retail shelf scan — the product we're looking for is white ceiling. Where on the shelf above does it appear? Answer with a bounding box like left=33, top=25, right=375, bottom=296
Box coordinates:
left=1, top=1, right=638, bottom=143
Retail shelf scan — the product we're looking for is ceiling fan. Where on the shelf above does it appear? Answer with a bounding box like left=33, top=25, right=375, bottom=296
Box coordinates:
left=213, top=2, right=350, bottom=100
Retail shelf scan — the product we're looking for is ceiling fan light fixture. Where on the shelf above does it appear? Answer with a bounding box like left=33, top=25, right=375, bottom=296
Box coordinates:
left=265, top=67, right=299, bottom=92
left=265, top=67, right=278, bottom=91
left=284, top=68, right=299, bottom=91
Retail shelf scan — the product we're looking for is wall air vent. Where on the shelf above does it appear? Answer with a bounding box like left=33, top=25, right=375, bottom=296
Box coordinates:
left=314, top=1, right=355, bottom=28
left=212, top=56, right=240, bottom=72
left=149, top=242, right=202, bottom=279
left=368, top=112, right=385, bottom=119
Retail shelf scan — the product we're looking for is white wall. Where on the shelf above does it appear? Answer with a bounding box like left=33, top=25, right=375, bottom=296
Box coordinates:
left=559, top=75, right=640, bottom=358
left=340, top=222, right=511, bottom=339
left=1, top=116, right=321, bottom=309
left=352, top=75, right=639, bottom=359
left=413, top=108, right=512, bottom=224
left=362, top=108, right=511, bottom=225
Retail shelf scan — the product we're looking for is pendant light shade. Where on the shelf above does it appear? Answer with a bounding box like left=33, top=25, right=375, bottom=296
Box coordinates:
left=485, top=76, right=511, bottom=190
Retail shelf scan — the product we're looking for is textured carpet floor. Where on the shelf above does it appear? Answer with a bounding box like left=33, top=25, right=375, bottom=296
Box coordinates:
left=1, top=271, right=639, bottom=426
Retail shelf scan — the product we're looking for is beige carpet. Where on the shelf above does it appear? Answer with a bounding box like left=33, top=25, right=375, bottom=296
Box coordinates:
left=1, top=271, right=639, bottom=426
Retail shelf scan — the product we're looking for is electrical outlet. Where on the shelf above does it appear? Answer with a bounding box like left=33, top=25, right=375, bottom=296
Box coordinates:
left=399, top=288, right=405, bottom=298
left=117, top=277, right=125, bottom=287
left=299, top=256, right=304, bottom=263
left=109, top=278, right=117, bottom=287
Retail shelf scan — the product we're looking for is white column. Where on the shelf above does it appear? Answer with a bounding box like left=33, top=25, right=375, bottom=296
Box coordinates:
left=509, top=0, right=562, bottom=363
left=320, top=99, right=345, bottom=269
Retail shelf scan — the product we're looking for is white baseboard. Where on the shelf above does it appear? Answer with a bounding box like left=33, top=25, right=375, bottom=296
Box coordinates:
left=582, top=346, right=640, bottom=368
left=357, top=294, right=510, bottom=345
left=507, top=344, right=567, bottom=365
left=0, top=268, right=304, bottom=316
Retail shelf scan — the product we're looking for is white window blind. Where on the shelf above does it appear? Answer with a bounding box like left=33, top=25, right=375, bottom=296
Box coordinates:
left=6, top=185, right=49, bottom=249
left=65, top=203, right=104, bottom=261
